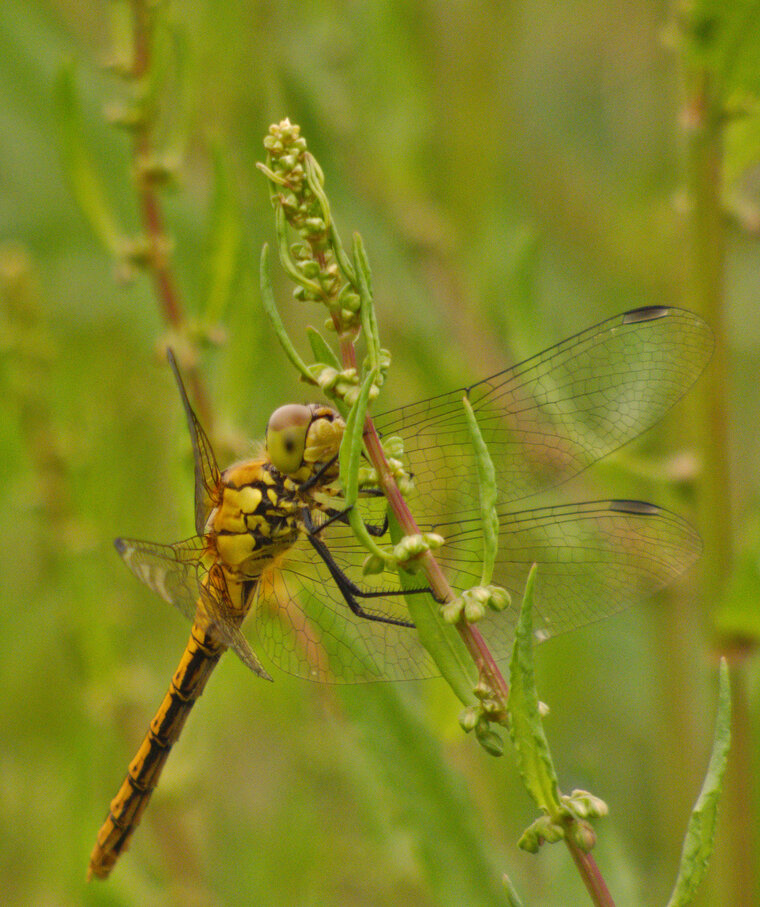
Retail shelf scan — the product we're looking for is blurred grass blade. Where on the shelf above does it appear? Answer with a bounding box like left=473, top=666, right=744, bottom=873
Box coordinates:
left=462, top=395, right=499, bottom=586
left=388, top=512, right=478, bottom=707
left=507, top=565, right=562, bottom=814
left=338, top=682, right=515, bottom=906
left=55, top=65, right=122, bottom=255
left=666, top=658, right=732, bottom=907
left=204, top=144, right=242, bottom=324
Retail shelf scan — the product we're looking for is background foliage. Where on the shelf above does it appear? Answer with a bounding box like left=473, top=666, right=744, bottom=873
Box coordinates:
left=2, top=2, right=759, bottom=905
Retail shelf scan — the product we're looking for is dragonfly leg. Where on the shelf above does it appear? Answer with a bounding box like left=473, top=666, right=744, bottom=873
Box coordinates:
left=301, top=508, right=432, bottom=628
left=297, top=454, right=339, bottom=492
left=312, top=503, right=389, bottom=538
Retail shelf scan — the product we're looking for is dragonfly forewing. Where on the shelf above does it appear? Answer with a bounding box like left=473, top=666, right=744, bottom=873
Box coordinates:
left=373, top=307, right=713, bottom=524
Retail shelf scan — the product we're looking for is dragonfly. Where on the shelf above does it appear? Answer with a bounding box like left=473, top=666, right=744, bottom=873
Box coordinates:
left=88, top=305, right=713, bottom=879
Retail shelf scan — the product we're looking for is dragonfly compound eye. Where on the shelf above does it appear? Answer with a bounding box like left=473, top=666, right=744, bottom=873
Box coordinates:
left=266, top=404, right=312, bottom=475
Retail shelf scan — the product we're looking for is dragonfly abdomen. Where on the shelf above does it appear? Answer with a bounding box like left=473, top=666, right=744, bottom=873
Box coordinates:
left=88, top=624, right=224, bottom=880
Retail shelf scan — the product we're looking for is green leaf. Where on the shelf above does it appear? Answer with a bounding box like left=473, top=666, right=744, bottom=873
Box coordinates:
left=388, top=512, right=478, bottom=708
left=339, top=370, right=389, bottom=562
left=666, top=658, right=732, bottom=907
left=501, top=873, right=524, bottom=907
left=339, top=367, right=376, bottom=510
left=507, top=565, right=562, bottom=815
left=55, top=65, right=123, bottom=255
left=259, top=244, right=317, bottom=386
left=353, top=233, right=382, bottom=371
left=273, top=205, right=322, bottom=294
left=306, top=326, right=341, bottom=371
left=461, top=395, right=499, bottom=586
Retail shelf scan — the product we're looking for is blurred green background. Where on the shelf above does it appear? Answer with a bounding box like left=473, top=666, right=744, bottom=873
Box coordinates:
left=2, top=2, right=759, bottom=905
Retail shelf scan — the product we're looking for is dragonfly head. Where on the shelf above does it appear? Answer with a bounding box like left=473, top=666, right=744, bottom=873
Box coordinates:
left=266, top=403, right=344, bottom=480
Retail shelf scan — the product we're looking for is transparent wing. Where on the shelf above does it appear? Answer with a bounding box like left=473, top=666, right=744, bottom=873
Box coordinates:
left=200, top=564, right=272, bottom=679
left=251, top=499, right=701, bottom=683
left=435, top=499, right=702, bottom=659
left=167, top=350, right=221, bottom=536
left=114, top=536, right=270, bottom=677
left=253, top=532, right=437, bottom=684
left=115, top=535, right=205, bottom=623
left=373, top=307, right=713, bottom=524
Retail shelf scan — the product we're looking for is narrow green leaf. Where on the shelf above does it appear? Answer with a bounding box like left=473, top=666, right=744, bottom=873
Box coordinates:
left=338, top=370, right=389, bottom=562
left=204, top=144, right=242, bottom=324
left=353, top=233, right=381, bottom=371
left=462, top=395, right=499, bottom=586
left=55, top=65, right=123, bottom=255
left=502, top=873, right=525, bottom=907
left=339, top=367, right=376, bottom=509
left=306, top=327, right=341, bottom=371
left=666, top=658, right=732, bottom=907
left=273, top=206, right=322, bottom=294
left=388, top=512, right=478, bottom=707
left=259, top=245, right=317, bottom=386
left=507, top=565, right=562, bottom=814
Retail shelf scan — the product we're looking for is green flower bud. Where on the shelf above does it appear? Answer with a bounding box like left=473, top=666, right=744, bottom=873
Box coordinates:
left=486, top=585, right=511, bottom=611
left=304, top=217, right=326, bottom=235
left=569, top=820, right=596, bottom=853
left=341, top=291, right=361, bottom=312
left=463, top=594, right=486, bottom=623
left=474, top=724, right=504, bottom=757
left=362, top=553, right=386, bottom=576
left=423, top=532, right=444, bottom=550
left=441, top=599, right=463, bottom=624
left=564, top=790, right=608, bottom=820
left=316, top=367, right=338, bottom=390
left=473, top=680, right=491, bottom=700
left=299, top=260, right=321, bottom=279
left=383, top=436, right=404, bottom=458
left=459, top=706, right=480, bottom=732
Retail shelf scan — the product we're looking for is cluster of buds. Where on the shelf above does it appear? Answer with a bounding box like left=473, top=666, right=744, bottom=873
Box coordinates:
left=441, top=584, right=511, bottom=624
left=392, top=531, right=445, bottom=569
left=518, top=790, right=607, bottom=854
left=357, top=435, right=414, bottom=496
left=362, top=530, right=444, bottom=576
left=459, top=690, right=505, bottom=757
left=310, top=364, right=379, bottom=408
left=260, top=120, right=361, bottom=332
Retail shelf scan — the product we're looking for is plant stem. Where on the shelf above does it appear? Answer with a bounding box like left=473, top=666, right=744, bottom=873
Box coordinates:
left=126, top=0, right=212, bottom=427
left=679, top=28, right=752, bottom=905
left=565, top=840, right=616, bottom=907
left=356, top=326, right=613, bottom=907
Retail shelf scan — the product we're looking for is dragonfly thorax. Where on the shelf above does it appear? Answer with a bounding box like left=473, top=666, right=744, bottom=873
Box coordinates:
left=209, top=459, right=303, bottom=575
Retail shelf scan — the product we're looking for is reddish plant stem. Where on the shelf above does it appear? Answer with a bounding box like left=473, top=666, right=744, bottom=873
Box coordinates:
left=297, top=147, right=614, bottom=907
left=341, top=311, right=613, bottom=904
left=565, top=840, right=616, bottom=907
left=127, top=0, right=211, bottom=426
left=362, top=394, right=612, bottom=904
